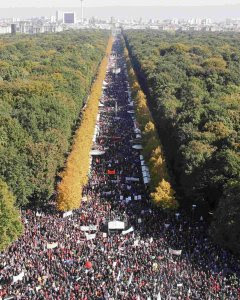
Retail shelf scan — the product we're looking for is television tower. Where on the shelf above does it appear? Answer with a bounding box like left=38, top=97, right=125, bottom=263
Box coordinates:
left=80, top=0, right=84, bottom=23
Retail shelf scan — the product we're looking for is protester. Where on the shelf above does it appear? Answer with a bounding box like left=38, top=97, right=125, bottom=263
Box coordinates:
left=0, top=38, right=239, bottom=300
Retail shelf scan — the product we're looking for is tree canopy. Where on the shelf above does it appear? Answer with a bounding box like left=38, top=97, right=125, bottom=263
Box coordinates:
left=0, top=30, right=109, bottom=207
left=124, top=30, right=240, bottom=254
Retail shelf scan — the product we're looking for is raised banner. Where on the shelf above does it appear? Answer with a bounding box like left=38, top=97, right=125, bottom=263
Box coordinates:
left=107, top=170, right=116, bottom=175
left=47, top=242, right=58, bottom=249
left=85, top=233, right=96, bottom=240
left=108, top=221, right=125, bottom=230
left=169, top=248, right=182, bottom=256
left=13, top=271, right=24, bottom=283
left=63, top=211, right=73, bottom=218
left=89, top=225, right=98, bottom=231
left=80, top=226, right=89, bottom=232
left=122, top=227, right=134, bottom=235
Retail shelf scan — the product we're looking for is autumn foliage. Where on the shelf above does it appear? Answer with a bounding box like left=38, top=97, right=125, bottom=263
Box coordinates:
left=57, top=37, right=113, bottom=211
left=124, top=46, right=178, bottom=210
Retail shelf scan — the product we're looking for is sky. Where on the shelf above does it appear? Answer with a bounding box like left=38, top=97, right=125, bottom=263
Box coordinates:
left=1, top=0, right=240, bottom=7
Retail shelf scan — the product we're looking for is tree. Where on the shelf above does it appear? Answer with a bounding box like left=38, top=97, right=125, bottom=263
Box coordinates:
left=210, top=181, right=240, bottom=254
left=151, top=179, right=178, bottom=210
left=0, top=179, right=23, bottom=251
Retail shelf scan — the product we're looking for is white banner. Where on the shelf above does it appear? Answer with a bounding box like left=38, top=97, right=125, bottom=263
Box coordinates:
left=80, top=226, right=89, bottom=232
left=47, top=242, right=58, bottom=249
left=169, top=249, right=182, bottom=256
left=13, top=271, right=24, bottom=283
left=89, top=225, right=98, bottom=231
left=108, top=221, right=125, bottom=230
left=63, top=211, right=72, bottom=218
left=177, top=283, right=183, bottom=287
left=125, top=177, right=140, bottom=182
left=133, top=240, right=139, bottom=246
left=122, top=227, right=134, bottom=235
left=85, top=233, right=96, bottom=240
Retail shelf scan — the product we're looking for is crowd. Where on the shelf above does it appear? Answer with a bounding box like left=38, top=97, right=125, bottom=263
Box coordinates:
left=0, top=38, right=240, bottom=300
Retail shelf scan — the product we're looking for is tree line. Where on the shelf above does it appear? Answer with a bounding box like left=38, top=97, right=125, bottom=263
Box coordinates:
left=124, top=30, right=240, bottom=254
left=57, top=37, right=113, bottom=211
left=0, top=30, right=110, bottom=249
left=123, top=42, right=178, bottom=210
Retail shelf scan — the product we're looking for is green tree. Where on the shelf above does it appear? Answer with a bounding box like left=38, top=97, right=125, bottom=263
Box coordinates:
left=0, top=179, right=23, bottom=251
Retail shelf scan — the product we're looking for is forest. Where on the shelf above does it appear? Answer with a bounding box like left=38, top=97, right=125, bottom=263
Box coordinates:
left=0, top=30, right=109, bottom=248
left=124, top=30, right=240, bottom=254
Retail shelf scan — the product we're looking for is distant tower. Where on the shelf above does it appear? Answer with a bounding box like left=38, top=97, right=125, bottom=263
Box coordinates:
left=80, top=0, right=84, bottom=23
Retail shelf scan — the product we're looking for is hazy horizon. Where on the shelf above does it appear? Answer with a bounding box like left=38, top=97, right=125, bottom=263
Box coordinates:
left=2, top=4, right=240, bottom=20
left=1, top=0, right=240, bottom=8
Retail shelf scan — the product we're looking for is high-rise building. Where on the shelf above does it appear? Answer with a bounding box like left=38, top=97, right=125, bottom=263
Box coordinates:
left=63, top=12, right=76, bottom=24
left=56, top=10, right=63, bottom=22
left=11, top=24, right=17, bottom=35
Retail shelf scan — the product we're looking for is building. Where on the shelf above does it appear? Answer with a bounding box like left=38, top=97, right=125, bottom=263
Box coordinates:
left=0, top=24, right=11, bottom=34
left=63, top=12, right=75, bottom=24
left=11, top=24, right=17, bottom=34
left=56, top=11, right=64, bottom=22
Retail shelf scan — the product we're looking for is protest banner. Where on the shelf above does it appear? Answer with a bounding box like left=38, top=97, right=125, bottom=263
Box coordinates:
left=108, top=221, right=125, bottom=230
left=13, top=271, right=24, bottom=283
left=47, top=242, right=58, bottom=249
left=122, top=227, right=134, bottom=235
left=169, top=249, right=182, bottom=256
left=63, top=211, right=73, bottom=218
left=85, top=233, right=96, bottom=240
left=80, top=226, right=89, bottom=232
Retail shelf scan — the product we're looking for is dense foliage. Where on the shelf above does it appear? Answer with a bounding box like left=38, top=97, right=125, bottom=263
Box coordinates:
left=0, top=179, right=23, bottom=251
left=57, top=37, right=113, bottom=211
left=0, top=30, right=109, bottom=207
left=124, top=30, right=240, bottom=253
left=124, top=46, right=178, bottom=210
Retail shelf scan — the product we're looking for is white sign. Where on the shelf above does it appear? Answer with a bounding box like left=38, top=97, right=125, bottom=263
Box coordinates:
left=126, top=177, right=140, bottom=182
left=80, top=226, right=89, bottom=232
left=138, top=218, right=142, bottom=224
left=177, top=283, right=183, bottom=287
left=108, top=221, right=125, bottom=230
left=164, top=224, right=170, bottom=228
left=63, top=211, right=73, bottom=218
left=13, top=271, right=24, bottom=283
left=169, top=249, right=182, bottom=256
left=85, top=233, right=96, bottom=241
left=122, top=227, right=134, bottom=235
left=133, top=240, right=139, bottom=246
left=89, top=225, right=98, bottom=231
left=47, top=242, right=58, bottom=249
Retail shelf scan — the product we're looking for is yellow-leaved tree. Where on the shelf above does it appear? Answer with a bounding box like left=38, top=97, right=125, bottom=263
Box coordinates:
left=124, top=43, right=178, bottom=210
left=57, top=37, right=113, bottom=211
